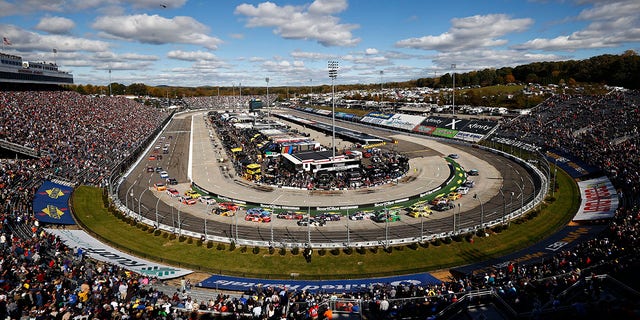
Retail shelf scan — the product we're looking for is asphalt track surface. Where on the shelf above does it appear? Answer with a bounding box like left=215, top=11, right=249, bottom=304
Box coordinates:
left=117, top=109, right=537, bottom=246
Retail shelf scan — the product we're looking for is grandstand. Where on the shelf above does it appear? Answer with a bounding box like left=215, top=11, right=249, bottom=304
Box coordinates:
left=1, top=82, right=639, bottom=319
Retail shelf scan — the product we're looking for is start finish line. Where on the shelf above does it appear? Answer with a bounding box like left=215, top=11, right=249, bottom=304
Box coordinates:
left=197, top=273, right=441, bottom=294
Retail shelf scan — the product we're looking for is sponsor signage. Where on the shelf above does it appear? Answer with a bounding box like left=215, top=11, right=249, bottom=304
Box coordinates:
left=47, top=229, right=192, bottom=279
left=545, top=149, right=599, bottom=178
left=33, top=181, right=75, bottom=225
left=198, top=273, right=441, bottom=293
left=412, top=125, right=437, bottom=135
left=432, top=128, right=458, bottom=138
left=454, top=131, right=485, bottom=142
left=574, top=176, right=618, bottom=221
left=460, top=120, right=497, bottom=134
left=381, top=114, right=426, bottom=131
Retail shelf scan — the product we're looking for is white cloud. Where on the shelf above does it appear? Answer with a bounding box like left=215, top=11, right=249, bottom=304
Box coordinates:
left=516, top=1, right=640, bottom=51
left=167, top=50, right=218, bottom=61
left=365, top=48, right=378, bottom=55
left=92, top=14, right=223, bottom=50
left=35, top=16, right=75, bottom=34
left=234, top=0, right=360, bottom=47
left=0, top=23, right=110, bottom=52
left=396, top=14, right=533, bottom=51
left=429, top=49, right=565, bottom=71
left=290, top=50, right=335, bottom=60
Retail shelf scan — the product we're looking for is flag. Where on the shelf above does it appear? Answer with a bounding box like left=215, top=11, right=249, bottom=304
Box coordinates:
left=3, top=37, right=11, bottom=45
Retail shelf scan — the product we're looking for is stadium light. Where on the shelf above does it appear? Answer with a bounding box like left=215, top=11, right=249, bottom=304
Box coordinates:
left=328, top=60, right=339, bottom=159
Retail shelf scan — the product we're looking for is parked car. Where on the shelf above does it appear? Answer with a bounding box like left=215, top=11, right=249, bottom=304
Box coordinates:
left=467, top=169, right=479, bottom=176
left=297, top=217, right=326, bottom=227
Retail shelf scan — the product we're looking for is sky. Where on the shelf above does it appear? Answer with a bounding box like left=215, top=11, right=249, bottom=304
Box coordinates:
left=1, top=0, right=639, bottom=87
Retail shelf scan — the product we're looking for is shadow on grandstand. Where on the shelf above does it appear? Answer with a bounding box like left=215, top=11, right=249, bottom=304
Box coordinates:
left=437, top=274, right=640, bottom=320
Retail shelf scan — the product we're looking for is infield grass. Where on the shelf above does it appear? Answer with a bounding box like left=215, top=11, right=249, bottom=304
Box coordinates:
left=72, top=166, right=577, bottom=280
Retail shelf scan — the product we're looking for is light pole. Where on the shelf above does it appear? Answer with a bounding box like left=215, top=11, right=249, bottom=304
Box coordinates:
left=499, top=187, right=506, bottom=225
left=474, top=194, right=485, bottom=227
left=384, top=204, right=389, bottom=248
left=380, top=70, right=384, bottom=92
left=346, top=209, right=350, bottom=246
left=138, top=188, right=148, bottom=221
left=108, top=69, right=112, bottom=96
left=177, top=202, right=183, bottom=236
left=265, top=77, right=270, bottom=115
left=451, top=64, right=456, bottom=116
left=328, top=60, right=339, bottom=159
left=307, top=207, right=311, bottom=245
left=126, top=182, right=136, bottom=212
left=309, top=79, right=313, bottom=103
left=155, top=197, right=161, bottom=228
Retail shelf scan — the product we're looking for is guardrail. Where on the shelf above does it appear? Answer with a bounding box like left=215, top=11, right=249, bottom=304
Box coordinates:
left=109, top=112, right=548, bottom=249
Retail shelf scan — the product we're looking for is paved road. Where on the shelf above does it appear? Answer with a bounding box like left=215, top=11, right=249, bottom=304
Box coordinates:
left=118, top=109, right=537, bottom=245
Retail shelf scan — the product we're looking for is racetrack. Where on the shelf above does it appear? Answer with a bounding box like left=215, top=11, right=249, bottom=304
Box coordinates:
left=117, top=108, right=540, bottom=247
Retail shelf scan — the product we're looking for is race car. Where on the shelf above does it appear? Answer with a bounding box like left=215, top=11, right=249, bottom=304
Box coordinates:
left=213, top=207, right=235, bottom=217
left=244, top=212, right=271, bottom=223
left=433, top=202, right=456, bottom=211
left=199, top=195, right=217, bottom=205
left=408, top=204, right=432, bottom=218
left=180, top=196, right=197, bottom=205
left=154, top=183, right=166, bottom=191
left=297, top=217, right=326, bottom=227
left=348, top=210, right=375, bottom=220
left=166, top=188, right=180, bottom=197
left=372, top=212, right=401, bottom=223
left=184, top=189, right=201, bottom=199
left=219, top=202, right=239, bottom=211
left=447, top=192, right=462, bottom=201
left=315, top=212, right=341, bottom=221
left=277, top=211, right=304, bottom=220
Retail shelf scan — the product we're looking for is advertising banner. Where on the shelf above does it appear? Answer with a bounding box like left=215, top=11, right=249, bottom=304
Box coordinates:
left=33, top=181, right=75, bottom=225
left=574, top=176, right=618, bottom=221
left=381, top=114, right=426, bottom=131
left=47, top=229, right=193, bottom=279
left=199, top=273, right=441, bottom=293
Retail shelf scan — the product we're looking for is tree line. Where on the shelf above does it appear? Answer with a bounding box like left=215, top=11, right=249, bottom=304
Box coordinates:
left=68, top=51, right=640, bottom=98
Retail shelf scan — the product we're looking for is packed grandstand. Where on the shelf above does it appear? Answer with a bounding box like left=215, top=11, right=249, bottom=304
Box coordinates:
left=1, top=85, right=640, bottom=320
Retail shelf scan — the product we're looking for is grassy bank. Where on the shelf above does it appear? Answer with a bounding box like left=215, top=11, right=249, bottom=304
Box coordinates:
left=72, top=167, right=578, bottom=279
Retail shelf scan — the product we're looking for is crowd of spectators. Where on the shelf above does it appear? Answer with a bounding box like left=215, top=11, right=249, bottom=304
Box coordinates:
left=184, top=95, right=275, bottom=110
left=0, top=91, right=169, bottom=186
left=497, top=89, right=640, bottom=203
left=1, top=88, right=639, bottom=319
